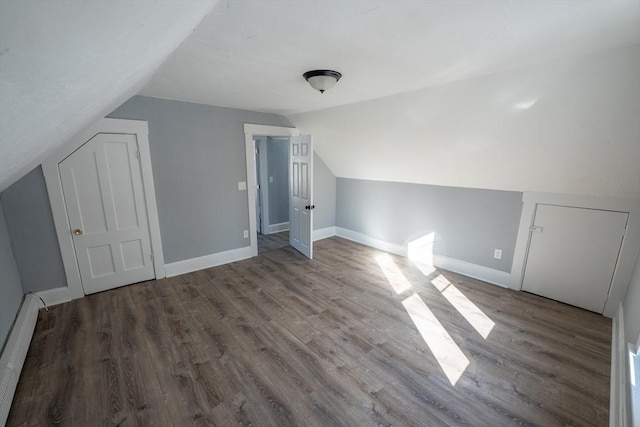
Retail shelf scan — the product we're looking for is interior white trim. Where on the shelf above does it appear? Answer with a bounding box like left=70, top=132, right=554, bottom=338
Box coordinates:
left=42, top=118, right=165, bottom=300
left=36, top=287, right=72, bottom=307
left=313, top=226, right=337, bottom=241
left=510, top=191, right=640, bottom=317
left=0, top=295, right=42, bottom=426
left=610, top=303, right=628, bottom=427
left=432, top=254, right=511, bottom=288
left=244, top=124, right=299, bottom=258
left=164, top=246, right=253, bottom=278
left=265, top=222, right=289, bottom=234
left=335, top=227, right=407, bottom=257
left=334, top=227, right=512, bottom=288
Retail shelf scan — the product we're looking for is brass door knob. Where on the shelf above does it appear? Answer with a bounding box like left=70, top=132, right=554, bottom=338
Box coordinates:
left=74, top=228, right=83, bottom=235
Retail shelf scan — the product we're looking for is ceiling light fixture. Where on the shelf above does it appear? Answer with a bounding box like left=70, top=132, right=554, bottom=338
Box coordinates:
left=303, top=69, right=342, bottom=94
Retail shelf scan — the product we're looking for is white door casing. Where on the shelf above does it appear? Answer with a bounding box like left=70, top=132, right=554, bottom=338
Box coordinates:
left=244, top=124, right=300, bottom=257
left=59, top=133, right=155, bottom=294
left=289, top=135, right=313, bottom=259
left=43, top=118, right=164, bottom=301
left=522, top=204, right=628, bottom=313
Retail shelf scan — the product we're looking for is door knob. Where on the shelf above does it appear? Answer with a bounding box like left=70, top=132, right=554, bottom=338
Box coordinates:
left=73, top=228, right=84, bottom=235
left=305, top=205, right=315, bottom=210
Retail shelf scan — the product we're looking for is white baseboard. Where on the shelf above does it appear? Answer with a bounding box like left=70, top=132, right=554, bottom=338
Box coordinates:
left=432, top=254, right=511, bottom=288
left=335, top=227, right=407, bottom=257
left=165, top=246, right=253, bottom=277
left=610, top=303, right=628, bottom=427
left=36, top=287, right=73, bottom=307
left=265, top=222, right=289, bottom=234
left=313, top=226, right=337, bottom=241
left=334, top=227, right=510, bottom=288
left=0, top=295, right=42, bottom=426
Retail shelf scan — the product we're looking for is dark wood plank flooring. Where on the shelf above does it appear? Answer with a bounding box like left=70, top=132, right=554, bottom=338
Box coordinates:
left=8, top=237, right=611, bottom=426
left=258, top=231, right=289, bottom=254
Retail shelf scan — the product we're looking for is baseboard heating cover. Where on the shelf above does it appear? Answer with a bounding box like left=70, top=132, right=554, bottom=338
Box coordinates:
left=0, top=294, right=42, bottom=426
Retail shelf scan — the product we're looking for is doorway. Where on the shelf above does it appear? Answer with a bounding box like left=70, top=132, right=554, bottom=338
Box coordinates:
left=254, top=135, right=291, bottom=254
left=43, top=118, right=165, bottom=300
left=244, top=124, right=315, bottom=259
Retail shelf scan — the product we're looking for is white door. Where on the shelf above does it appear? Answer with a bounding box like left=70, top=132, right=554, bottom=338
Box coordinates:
left=289, top=135, right=313, bottom=259
left=522, top=204, right=628, bottom=313
left=59, top=133, right=155, bottom=294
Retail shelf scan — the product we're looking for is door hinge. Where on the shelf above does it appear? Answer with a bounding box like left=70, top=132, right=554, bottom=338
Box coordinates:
left=255, top=148, right=259, bottom=154
left=136, top=150, right=141, bottom=160
left=150, top=252, right=154, bottom=262
left=529, top=226, right=543, bottom=233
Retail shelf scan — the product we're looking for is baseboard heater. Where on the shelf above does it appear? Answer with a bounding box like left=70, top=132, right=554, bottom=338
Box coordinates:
left=0, top=295, right=42, bottom=425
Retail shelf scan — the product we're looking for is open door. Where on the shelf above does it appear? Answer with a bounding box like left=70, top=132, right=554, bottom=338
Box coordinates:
left=289, top=135, right=313, bottom=259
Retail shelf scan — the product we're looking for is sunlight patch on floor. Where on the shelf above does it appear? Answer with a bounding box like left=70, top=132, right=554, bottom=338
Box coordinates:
left=375, top=253, right=413, bottom=294
left=407, top=232, right=436, bottom=277
left=402, top=293, right=470, bottom=385
left=431, top=274, right=495, bottom=339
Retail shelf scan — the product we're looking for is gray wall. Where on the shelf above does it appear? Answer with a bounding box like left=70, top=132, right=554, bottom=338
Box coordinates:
left=108, top=96, right=293, bottom=263
left=0, top=166, right=67, bottom=292
left=336, top=178, right=522, bottom=272
left=0, top=201, right=24, bottom=352
left=313, top=153, right=336, bottom=230
left=266, top=137, right=289, bottom=225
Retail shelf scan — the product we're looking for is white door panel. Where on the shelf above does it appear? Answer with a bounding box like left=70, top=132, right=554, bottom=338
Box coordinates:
left=522, top=204, right=627, bottom=313
left=59, top=133, right=155, bottom=294
left=289, top=135, right=313, bottom=259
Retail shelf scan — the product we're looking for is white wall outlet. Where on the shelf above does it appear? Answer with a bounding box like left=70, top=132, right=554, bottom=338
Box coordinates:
left=493, top=249, right=502, bottom=260
left=269, top=176, right=274, bottom=183
left=243, top=230, right=249, bottom=239
left=238, top=181, right=247, bottom=191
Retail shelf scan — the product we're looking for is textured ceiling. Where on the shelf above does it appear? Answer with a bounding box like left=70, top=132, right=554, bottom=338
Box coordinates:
left=0, top=1, right=216, bottom=191
left=142, top=0, right=640, bottom=115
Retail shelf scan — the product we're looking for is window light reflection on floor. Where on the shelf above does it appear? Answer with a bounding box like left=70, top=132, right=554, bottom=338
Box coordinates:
left=402, top=293, right=470, bottom=385
left=431, top=274, right=495, bottom=339
left=375, top=250, right=470, bottom=386
left=375, top=253, right=413, bottom=294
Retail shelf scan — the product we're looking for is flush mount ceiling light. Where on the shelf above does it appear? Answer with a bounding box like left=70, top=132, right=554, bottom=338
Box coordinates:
left=303, top=69, right=342, bottom=94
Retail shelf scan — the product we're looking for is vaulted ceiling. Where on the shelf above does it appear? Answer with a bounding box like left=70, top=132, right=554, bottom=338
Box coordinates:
left=0, top=1, right=217, bottom=191
left=142, top=0, right=640, bottom=114
left=1, top=0, right=639, bottom=193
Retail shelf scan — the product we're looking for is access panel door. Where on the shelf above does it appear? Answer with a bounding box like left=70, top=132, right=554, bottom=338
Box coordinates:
left=522, top=204, right=627, bottom=313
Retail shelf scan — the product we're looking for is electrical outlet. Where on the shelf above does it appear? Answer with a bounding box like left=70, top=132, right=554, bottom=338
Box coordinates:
left=269, top=176, right=274, bottom=183
left=238, top=181, right=246, bottom=191
left=493, top=249, right=502, bottom=260
left=243, top=230, right=249, bottom=239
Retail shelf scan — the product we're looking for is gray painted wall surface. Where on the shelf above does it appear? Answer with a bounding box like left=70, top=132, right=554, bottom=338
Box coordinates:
left=0, top=201, right=24, bottom=352
left=108, top=96, right=293, bottom=263
left=336, top=178, right=522, bottom=272
left=266, top=137, right=289, bottom=225
left=313, top=154, right=336, bottom=231
left=1, top=166, right=67, bottom=293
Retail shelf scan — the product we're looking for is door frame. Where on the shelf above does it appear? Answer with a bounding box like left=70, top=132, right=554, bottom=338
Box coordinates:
left=511, top=191, right=639, bottom=317
left=244, top=124, right=299, bottom=257
left=43, top=118, right=165, bottom=300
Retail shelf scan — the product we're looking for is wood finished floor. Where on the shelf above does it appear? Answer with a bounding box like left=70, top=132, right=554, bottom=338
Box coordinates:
left=8, top=237, right=611, bottom=426
left=258, top=231, right=289, bottom=255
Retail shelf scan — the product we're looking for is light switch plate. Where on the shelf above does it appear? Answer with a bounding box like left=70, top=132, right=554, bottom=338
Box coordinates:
left=238, top=181, right=246, bottom=191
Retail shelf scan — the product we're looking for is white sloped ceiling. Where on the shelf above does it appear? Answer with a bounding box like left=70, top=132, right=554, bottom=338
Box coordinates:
left=0, top=0, right=217, bottom=191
